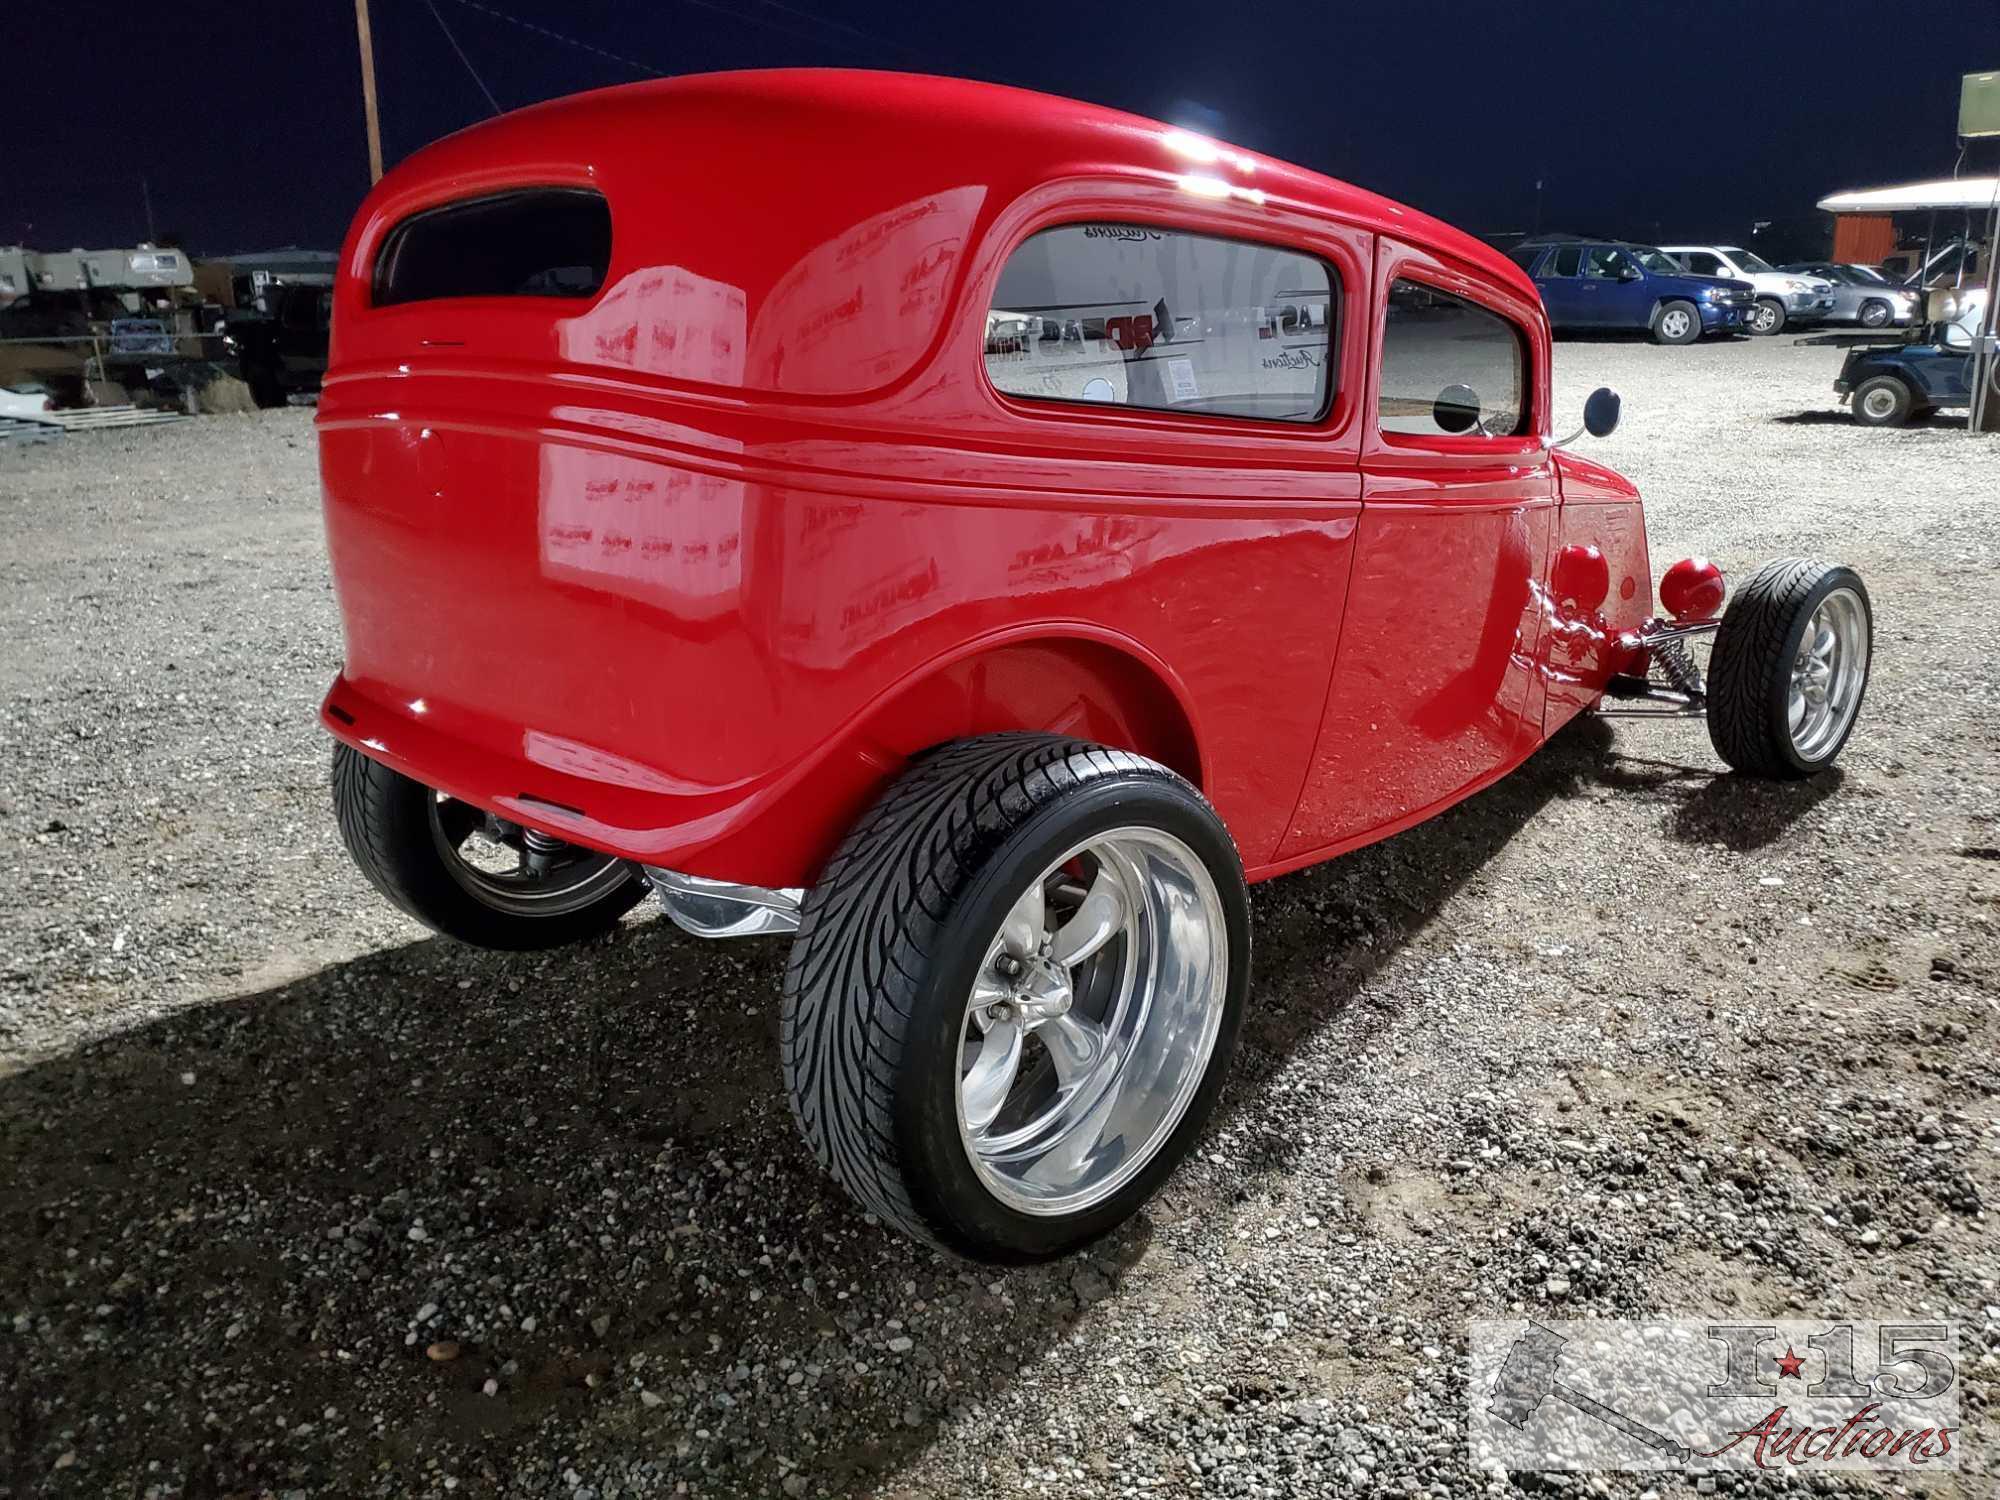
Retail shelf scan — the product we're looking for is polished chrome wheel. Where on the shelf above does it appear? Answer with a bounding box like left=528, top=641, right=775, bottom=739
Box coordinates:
left=954, top=827, right=1228, bottom=1216
left=1786, top=587, right=1869, bottom=761
left=427, top=794, right=629, bottom=917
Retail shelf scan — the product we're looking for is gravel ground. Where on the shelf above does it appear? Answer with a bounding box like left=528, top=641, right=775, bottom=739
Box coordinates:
left=1, top=336, right=1995, bottom=1498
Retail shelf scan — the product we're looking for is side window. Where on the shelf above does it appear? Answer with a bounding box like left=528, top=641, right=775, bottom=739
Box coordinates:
left=1550, top=245, right=1582, bottom=277
left=1506, top=245, right=1545, bottom=274
left=1683, top=251, right=1723, bottom=276
left=373, top=189, right=612, bottom=306
left=985, top=223, right=1336, bottom=422
left=1580, top=247, right=1627, bottom=279
left=1377, top=279, right=1527, bottom=439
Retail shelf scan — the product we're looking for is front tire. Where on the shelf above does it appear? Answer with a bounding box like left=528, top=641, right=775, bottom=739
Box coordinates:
left=331, top=743, right=646, bottom=948
left=1748, top=298, right=1786, bottom=335
left=1857, top=298, right=1893, bottom=329
left=1651, top=300, right=1701, bottom=345
left=781, top=735, right=1249, bottom=1262
left=1851, top=374, right=1914, bottom=427
left=1707, top=561, right=1872, bottom=778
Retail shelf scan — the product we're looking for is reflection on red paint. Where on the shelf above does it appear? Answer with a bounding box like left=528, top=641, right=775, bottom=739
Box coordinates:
left=316, top=70, right=1668, bottom=891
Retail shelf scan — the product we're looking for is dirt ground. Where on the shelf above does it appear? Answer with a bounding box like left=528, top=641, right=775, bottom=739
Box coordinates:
left=1, top=334, right=1995, bottom=1499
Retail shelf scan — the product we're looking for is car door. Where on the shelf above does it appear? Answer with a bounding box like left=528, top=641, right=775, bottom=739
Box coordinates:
left=1535, top=243, right=1587, bottom=326
left=1277, top=243, right=1554, bottom=860
left=1580, top=245, right=1648, bottom=328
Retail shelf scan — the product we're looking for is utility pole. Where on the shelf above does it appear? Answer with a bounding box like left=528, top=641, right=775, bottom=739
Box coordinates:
left=1972, top=194, right=2000, bottom=433
left=355, top=0, right=385, bottom=185
left=140, top=178, right=156, bottom=243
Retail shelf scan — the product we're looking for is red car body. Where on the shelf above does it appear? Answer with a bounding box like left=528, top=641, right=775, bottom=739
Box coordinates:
left=317, top=69, right=1652, bottom=892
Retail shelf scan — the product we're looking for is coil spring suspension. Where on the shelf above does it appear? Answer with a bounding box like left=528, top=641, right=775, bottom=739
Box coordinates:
left=521, top=826, right=567, bottom=876
left=1654, top=636, right=1705, bottom=698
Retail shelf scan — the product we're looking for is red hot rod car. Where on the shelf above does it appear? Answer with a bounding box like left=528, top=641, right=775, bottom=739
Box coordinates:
left=318, top=71, right=1873, bottom=1261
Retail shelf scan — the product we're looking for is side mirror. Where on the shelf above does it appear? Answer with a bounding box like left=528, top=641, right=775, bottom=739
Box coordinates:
left=1584, top=386, right=1622, bottom=437
left=1433, top=383, right=1482, bottom=434
left=1617, top=266, right=1641, bottom=282
left=1556, top=386, right=1622, bottom=448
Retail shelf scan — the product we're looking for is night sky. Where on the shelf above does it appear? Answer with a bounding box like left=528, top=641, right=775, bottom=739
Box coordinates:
left=9, top=0, right=1995, bottom=256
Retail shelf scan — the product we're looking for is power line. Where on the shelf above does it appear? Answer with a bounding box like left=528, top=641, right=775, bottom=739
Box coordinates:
left=658, top=0, right=883, bottom=59
left=426, top=0, right=505, bottom=114
left=442, top=0, right=665, bottom=79
left=746, top=0, right=930, bottom=64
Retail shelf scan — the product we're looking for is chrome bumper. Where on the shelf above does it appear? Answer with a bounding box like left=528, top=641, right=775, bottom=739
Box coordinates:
left=643, top=867, right=802, bottom=938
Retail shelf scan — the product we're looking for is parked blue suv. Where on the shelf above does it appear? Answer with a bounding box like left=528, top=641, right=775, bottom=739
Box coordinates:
left=1505, top=239, right=1757, bottom=345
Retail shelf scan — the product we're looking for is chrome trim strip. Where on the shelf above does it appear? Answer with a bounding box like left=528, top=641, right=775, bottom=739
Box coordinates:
left=643, top=866, right=803, bottom=938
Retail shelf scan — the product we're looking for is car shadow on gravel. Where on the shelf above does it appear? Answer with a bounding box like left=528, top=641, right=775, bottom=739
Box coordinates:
left=1773, top=409, right=1968, bottom=430
left=0, top=908, right=1168, bottom=1497
left=1221, top=715, right=1623, bottom=1126
left=0, top=715, right=1826, bottom=1498
left=1582, top=740, right=1846, bottom=851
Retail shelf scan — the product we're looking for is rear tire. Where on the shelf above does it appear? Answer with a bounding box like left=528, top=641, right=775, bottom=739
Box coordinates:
left=1651, top=300, right=1701, bottom=345
left=781, top=735, right=1249, bottom=1262
left=332, top=743, right=646, bottom=948
left=1748, top=298, right=1786, bottom=335
left=1707, top=561, right=1872, bottom=779
left=1851, top=374, right=1913, bottom=427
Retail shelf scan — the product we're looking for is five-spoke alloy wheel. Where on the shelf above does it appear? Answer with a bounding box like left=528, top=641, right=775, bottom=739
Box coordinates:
left=1707, top=560, right=1873, bottom=778
left=781, top=736, right=1249, bottom=1262
left=957, top=828, right=1229, bottom=1218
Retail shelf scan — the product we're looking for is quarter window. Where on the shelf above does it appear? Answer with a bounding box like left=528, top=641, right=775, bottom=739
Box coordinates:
left=985, top=224, right=1335, bottom=422
left=1377, top=279, right=1527, bottom=438
left=373, top=188, right=612, bottom=307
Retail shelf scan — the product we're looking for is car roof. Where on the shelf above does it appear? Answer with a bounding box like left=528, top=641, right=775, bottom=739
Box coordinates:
left=374, top=69, right=1535, bottom=303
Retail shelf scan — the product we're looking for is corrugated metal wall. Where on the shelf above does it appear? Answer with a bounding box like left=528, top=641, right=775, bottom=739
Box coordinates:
left=1833, top=214, right=1896, bottom=264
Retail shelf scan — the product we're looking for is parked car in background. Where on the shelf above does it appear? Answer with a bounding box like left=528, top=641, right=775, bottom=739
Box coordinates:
left=222, top=282, right=330, bottom=407
left=1779, top=262, right=1919, bottom=327
left=315, top=70, right=1877, bottom=1260
left=1836, top=287, right=1991, bottom=425
left=1506, top=238, right=1755, bottom=344
left=1660, top=245, right=1836, bottom=334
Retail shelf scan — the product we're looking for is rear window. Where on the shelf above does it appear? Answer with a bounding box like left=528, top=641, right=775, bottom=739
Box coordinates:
left=373, top=189, right=611, bottom=307
left=985, top=223, right=1336, bottom=423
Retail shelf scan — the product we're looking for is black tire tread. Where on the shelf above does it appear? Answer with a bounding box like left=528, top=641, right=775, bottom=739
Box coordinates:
left=1706, top=558, right=1861, bottom=778
left=330, top=742, right=644, bottom=949
left=779, top=734, right=1211, bottom=1252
